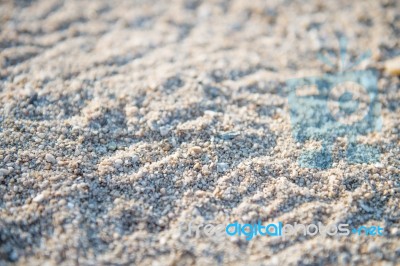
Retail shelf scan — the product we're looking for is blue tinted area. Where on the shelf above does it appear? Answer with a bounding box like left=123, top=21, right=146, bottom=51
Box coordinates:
left=287, top=70, right=381, bottom=169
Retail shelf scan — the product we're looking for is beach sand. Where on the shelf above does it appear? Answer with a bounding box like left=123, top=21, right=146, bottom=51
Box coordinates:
left=0, top=0, right=399, bottom=265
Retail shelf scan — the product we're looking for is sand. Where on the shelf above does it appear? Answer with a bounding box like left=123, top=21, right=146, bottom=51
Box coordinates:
left=0, top=0, right=399, bottom=265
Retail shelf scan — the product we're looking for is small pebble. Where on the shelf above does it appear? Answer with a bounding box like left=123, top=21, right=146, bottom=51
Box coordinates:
left=217, top=162, right=229, bottom=173
left=45, top=153, right=57, bottom=164
left=9, top=250, right=18, bottom=262
left=159, top=126, right=171, bottom=136
left=220, top=131, right=240, bottom=140
left=190, top=146, right=202, bottom=155
left=385, top=56, right=400, bottom=76
left=114, top=159, right=123, bottom=166
left=33, top=193, right=45, bottom=203
left=132, top=155, right=139, bottom=163
left=108, top=142, right=117, bottom=151
left=0, top=168, right=9, bottom=176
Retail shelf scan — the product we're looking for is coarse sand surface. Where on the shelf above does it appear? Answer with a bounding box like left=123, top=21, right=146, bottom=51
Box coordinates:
left=0, top=0, right=399, bottom=265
